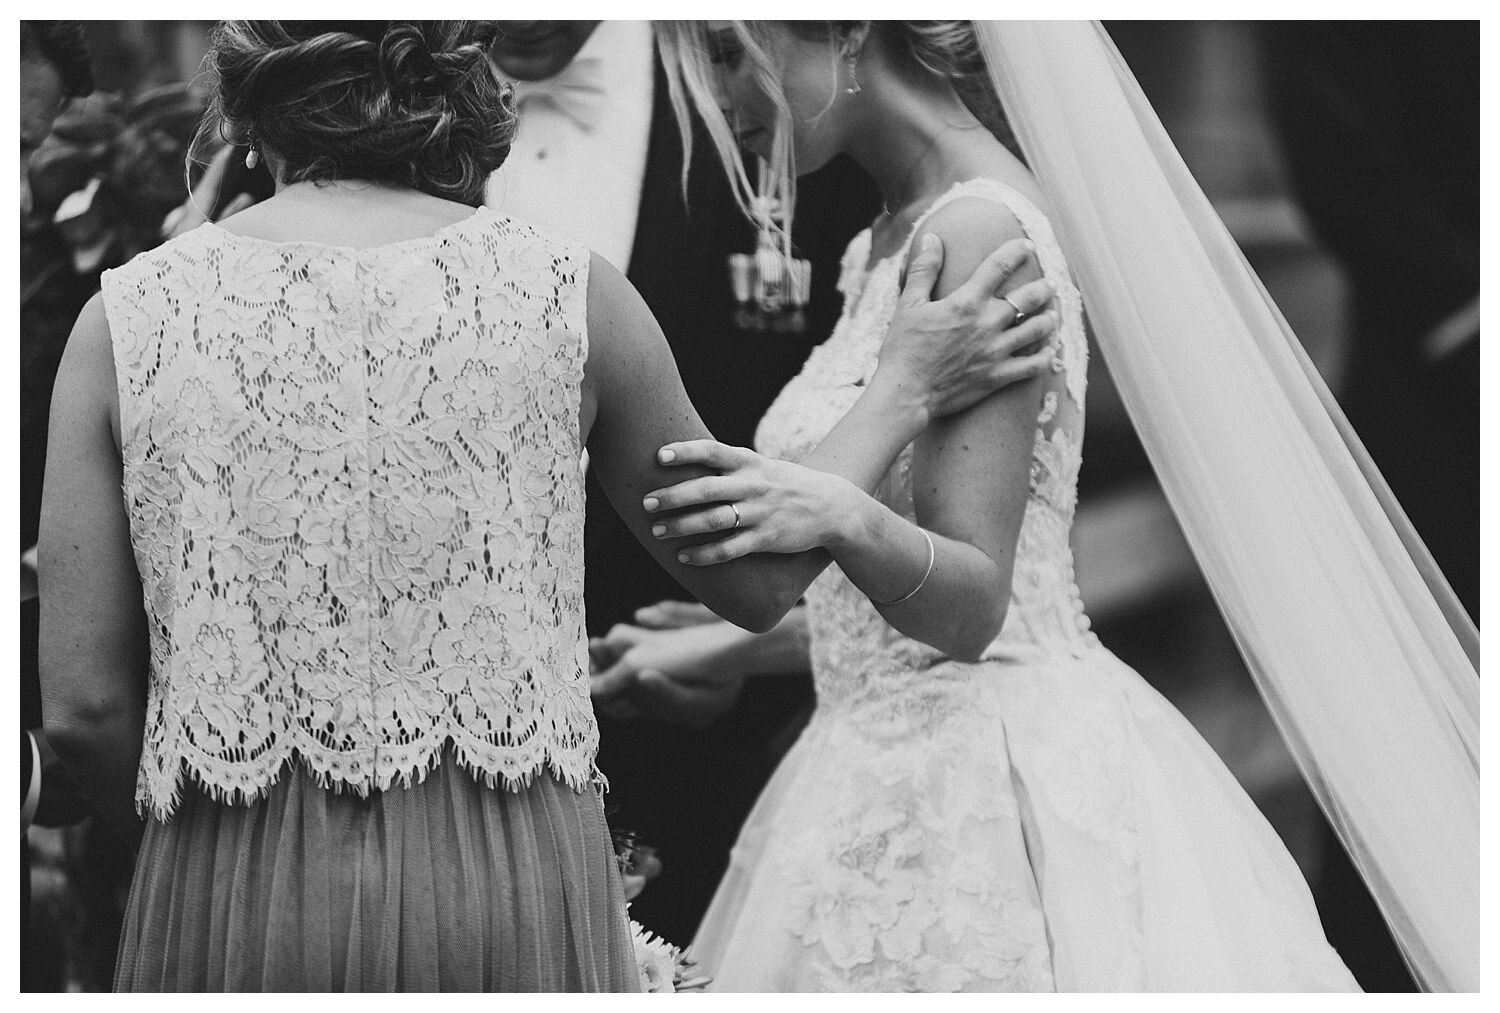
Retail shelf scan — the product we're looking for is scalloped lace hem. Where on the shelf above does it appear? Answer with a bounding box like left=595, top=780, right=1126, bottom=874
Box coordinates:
left=136, top=747, right=607, bottom=823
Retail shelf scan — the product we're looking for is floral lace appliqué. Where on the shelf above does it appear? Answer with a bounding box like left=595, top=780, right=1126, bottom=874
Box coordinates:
left=103, top=210, right=600, bottom=819
left=773, top=712, right=1054, bottom=992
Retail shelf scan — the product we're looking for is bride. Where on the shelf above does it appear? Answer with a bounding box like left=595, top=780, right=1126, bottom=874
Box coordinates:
left=641, top=21, right=1478, bottom=991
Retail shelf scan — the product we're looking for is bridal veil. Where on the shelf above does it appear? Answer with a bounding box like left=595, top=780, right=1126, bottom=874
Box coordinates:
left=974, top=21, right=1477, bottom=991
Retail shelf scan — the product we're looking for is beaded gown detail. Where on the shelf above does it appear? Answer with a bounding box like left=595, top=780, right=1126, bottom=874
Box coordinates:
left=689, top=180, right=1360, bottom=992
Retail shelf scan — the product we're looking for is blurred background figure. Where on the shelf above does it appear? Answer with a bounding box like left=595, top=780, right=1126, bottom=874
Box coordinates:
left=483, top=23, right=878, bottom=946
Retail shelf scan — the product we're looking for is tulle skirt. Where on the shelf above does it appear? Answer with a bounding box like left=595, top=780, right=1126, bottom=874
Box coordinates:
left=114, top=753, right=640, bottom=992
left=691, top=647, right=1362, bottom=992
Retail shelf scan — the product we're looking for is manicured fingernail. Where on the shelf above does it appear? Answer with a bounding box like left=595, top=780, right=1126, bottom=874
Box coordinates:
left=651, top=524, right=666, bottom=537
left=643, top=497, right=660, bottom=512
left=658, top=448, right=676, bottom=463
left=677, top=552, right=690, bottom=563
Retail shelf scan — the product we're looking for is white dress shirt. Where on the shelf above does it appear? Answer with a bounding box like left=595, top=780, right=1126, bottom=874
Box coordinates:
left=486, top=21, right=655, bottom=274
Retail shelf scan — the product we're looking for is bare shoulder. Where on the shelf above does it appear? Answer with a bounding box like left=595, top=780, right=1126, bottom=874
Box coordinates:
left=583, top=250, right=658, bottom=371
left=911, top=195, right=1039, bottom=298
left=915, top=195, right=1027, bottom=247
left=580, top=248, right=696, bottom=446
left=583, top=249, right=635, bottom=331
left=61, top=292, right=114, bottom=379
left=53, top=292, right=121, bottom=443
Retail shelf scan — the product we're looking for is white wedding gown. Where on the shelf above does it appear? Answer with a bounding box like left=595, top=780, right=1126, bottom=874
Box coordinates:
left=690, top=180, right=1362, bottom=992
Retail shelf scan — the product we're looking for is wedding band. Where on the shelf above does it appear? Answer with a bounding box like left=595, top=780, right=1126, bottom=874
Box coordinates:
left=730, top=503, right=742, bottom=530
left=1002, top=295, right=1027, bottom=324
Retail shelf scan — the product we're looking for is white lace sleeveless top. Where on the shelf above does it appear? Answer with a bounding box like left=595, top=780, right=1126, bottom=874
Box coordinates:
left=101, top=208, right=601, bottom=819
left=755, top=179, right=1100, bottom=715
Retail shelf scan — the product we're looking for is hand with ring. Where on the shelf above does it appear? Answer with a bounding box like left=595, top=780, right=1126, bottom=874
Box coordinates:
left=877, top=234, right=1060, bottom=420
left=643, top=441, right=862, bottom=565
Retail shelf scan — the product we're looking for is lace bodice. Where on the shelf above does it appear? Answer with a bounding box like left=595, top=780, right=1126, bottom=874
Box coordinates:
left=102, top=209, right=601, bottom=819
left=756, top=179, right=1099, bottom=715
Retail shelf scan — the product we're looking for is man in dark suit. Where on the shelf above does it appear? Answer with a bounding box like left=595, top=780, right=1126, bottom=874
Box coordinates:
left=489, top=21, right=907, bottom=944
left=486, top=21, right=1049, bottom=945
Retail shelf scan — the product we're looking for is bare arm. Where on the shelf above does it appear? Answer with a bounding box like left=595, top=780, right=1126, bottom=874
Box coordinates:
left=646, top=201, right=1051, bottom=660
left=582, top=253, right=832, bottom=632
left=38, top=294, right=150, bottom=848
left=582, top=238, right=1055, bottom=634
left=862, top=201, right=1044, bottom=657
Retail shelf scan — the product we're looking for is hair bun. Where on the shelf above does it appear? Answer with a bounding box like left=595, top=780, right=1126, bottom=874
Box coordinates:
left=375, top=22, right=502, bottom=118
left=206, top=20, right=513, bottom=207
left=377, top=23, right=441, bottom=94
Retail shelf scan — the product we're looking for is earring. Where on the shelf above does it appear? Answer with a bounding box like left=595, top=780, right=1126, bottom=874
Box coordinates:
left=244, top=145, right=260, bottom=170
left=845, top=50, right=861, bottom=95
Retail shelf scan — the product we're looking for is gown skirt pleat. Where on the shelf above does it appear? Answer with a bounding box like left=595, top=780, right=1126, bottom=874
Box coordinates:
left=691, top=651, right=1360, bottom=991
left=113, top=753, right=640, bottom=992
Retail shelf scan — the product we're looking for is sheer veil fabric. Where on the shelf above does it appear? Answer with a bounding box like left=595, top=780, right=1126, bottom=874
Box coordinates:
left=974, top=22, right=1477, bottom=991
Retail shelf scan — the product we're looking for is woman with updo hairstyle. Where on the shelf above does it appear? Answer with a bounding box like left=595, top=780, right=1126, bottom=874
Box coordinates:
left=207, top=21, right=515, bottom=207
left=37, top=19, right=1051, bottom=991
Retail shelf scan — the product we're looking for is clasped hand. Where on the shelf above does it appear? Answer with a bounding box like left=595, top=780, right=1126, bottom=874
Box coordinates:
left=589, top=602, right=746, bottom=727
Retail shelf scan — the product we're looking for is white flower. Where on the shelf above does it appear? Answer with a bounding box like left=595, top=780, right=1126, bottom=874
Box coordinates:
left=630, top=919, right=681, bottom=993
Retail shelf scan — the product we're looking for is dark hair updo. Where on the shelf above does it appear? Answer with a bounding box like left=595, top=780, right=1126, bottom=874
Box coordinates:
left=207, top=21, right=514, bottom=207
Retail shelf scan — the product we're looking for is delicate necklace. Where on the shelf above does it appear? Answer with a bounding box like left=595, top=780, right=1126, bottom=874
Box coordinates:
left=879, top=126, right=952, bottom=220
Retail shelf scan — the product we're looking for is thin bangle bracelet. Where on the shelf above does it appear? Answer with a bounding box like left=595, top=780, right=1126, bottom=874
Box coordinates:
left=872, top=528, right=936, bottom=606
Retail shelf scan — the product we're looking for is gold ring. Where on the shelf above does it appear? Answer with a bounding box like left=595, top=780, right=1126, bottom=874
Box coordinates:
left=730, top=503, right=742, bottom=530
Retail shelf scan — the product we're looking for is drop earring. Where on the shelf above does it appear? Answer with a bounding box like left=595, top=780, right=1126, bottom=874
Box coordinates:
left=845, top=50, right=861, bottom=95
left=244, top=136, right=260, bottom=170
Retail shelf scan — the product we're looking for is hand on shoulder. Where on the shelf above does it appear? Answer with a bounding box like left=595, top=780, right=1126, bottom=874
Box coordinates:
left=877, top=219, right=1058, bottom=422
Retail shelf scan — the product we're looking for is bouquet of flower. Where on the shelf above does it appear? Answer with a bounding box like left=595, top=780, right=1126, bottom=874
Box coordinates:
left=629, top=917, right=710, bottom=993
left=610, top=812, right=710, bottom=992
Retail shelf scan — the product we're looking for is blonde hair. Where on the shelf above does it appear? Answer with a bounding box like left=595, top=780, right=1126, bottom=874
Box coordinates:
left=655, top=21, right=1021, bottom=251
left=656, top=21, right=803, bottom=259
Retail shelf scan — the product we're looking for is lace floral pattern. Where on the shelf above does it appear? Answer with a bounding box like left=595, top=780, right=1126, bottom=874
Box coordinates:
left=103, top=210, right=600, bottom=819
left=769, top=703, right=1053, bottom=992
